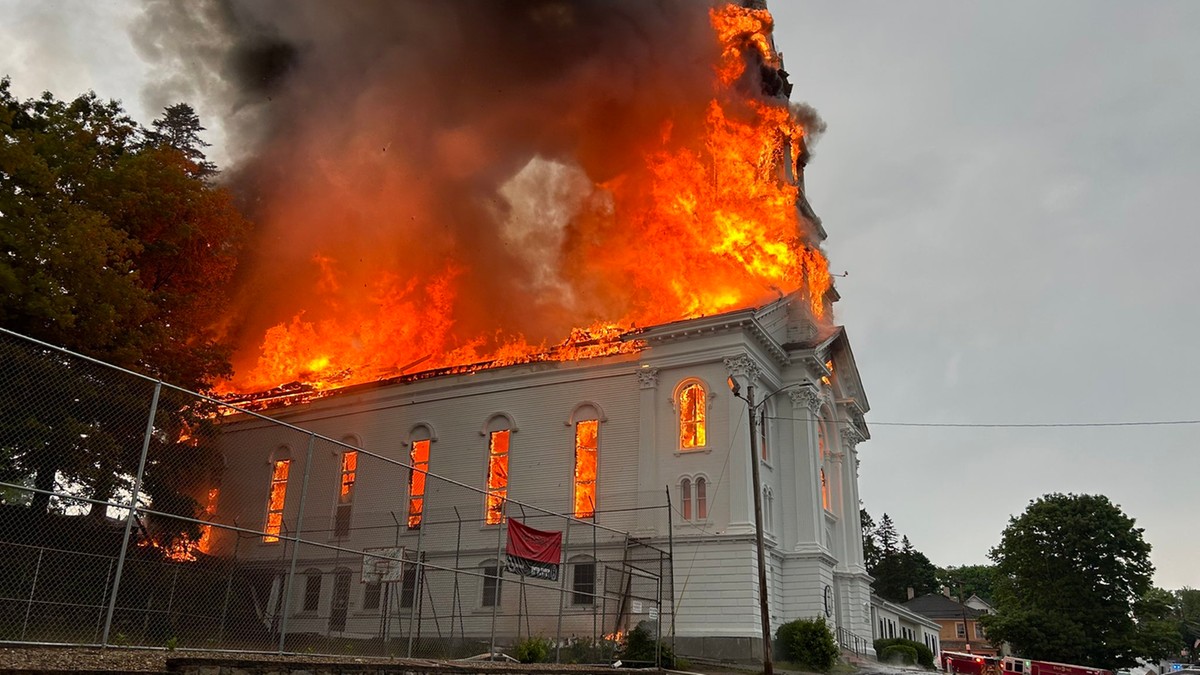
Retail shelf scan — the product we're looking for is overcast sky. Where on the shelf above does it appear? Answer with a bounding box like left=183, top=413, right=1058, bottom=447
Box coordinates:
left=2, top=1, right=1196, bottom=590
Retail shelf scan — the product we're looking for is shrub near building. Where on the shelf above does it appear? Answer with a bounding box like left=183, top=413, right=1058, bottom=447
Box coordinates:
left=875, top=638, right=935, bottom=668
left=776, top=617, right=839, bottom=673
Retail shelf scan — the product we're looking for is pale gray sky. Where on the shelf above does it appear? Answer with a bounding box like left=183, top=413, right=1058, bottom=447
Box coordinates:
left=2, top=1, right=1196, bottom=590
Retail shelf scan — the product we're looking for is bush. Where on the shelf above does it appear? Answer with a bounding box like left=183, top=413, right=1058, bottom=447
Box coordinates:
left=874, top=638, right=935, bottom=668
left=619, top=623, right=675, bottom=668
left=880, top=644, right=919, bottom=666
left=776, top=617, right=840, bottom=673
left=511, top=636, right=551, bottom=663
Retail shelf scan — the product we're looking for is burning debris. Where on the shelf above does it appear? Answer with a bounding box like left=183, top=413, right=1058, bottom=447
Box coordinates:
left=135, top=1, right=832, bottom=398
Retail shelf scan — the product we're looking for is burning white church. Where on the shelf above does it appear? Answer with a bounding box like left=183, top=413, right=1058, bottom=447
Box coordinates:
left=180, top=0, right=875, bottom=661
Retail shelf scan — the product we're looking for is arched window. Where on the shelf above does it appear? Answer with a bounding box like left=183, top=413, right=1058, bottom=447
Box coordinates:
left=264, top=455, right=291, bottom=543
left=678, top=382, right=707, bottom=449
left=573, top=419, right=598, bottom=518
left=483, top=416, right=514, bottom=525
left=696, top=476, right=707, bottom=520
left=759, top=400, right=771, bottom=462
left=762, top=486, right=774, bottom=532
left=818, top=421, right=832, bottom=511
left=680, top=478, right=692, bottom=520
left=679, top=476, right=709, bottom=521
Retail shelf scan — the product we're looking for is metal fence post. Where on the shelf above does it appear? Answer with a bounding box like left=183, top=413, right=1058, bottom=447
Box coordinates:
left=554, top=519, right=573, bottom=663
left=101, top=380, right=161, bottom=647
left=488, top=507, right=505, bottom=658
left=406, top=519, right=425, bottom=657
left=277, top=433, right=317, bottom=653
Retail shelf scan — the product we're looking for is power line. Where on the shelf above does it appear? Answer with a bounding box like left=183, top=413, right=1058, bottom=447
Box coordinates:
left=765, top=415, right=1200, bottom=429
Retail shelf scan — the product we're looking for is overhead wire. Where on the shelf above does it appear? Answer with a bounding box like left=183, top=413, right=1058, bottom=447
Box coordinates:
left=763, top=415, right=1200, bottom=429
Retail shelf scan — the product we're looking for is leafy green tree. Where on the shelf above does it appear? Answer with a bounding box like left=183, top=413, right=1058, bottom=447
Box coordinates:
left=1177, top=588, right=1200, bottom=663
left=1134, top=587, right=1185, bottom=661
left=147, top=103, right=217, bottom=176
left=982, top=493, right=1154, bottom=670
left=0, top=78, right=246, bottom=533
left=938, top=564, right=998, bottom=602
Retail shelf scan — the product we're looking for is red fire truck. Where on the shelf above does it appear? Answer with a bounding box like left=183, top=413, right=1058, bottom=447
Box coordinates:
left=1000, top=657, right=1112, bottom=675
left=943, top=651, right=1002, bottom=675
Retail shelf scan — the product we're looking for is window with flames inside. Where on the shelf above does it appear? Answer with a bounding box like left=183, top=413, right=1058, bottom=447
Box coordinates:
left=485, top=430, right=510, bottom=525
left=573, top=420, right=598, bottom=518
left=408, top=440, right=430, bottom=528
left=679, top=383, right=706, bottom=449
left=264, top=459, right=290, bottom=542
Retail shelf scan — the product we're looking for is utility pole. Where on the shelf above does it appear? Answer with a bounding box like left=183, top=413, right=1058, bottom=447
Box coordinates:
left=743, top=381, right=774, bottom=675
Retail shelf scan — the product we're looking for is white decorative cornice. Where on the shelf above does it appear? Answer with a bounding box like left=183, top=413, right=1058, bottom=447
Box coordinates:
left=723, top=355, right=763, bottom=383
left=789, top=385, right=822, bottom=414
left=636, top=367, right=659, bottom=390
left=840, top=422, right=866, bottom=449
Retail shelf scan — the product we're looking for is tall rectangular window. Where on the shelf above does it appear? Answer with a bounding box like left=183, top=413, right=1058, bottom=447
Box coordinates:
left=264, top=459, right=291, bottom=543
left=573, top=420, right=598, bottom=518
left=956, top=622, right=966, bottom=638
left=485, top=430, right=510, bottom=525
left=400, top=565, right=419, bottom=608
left=482, top=564, right=502, bottom=607
left=408, top=440, right=430, bottom=529
left=572, top=561, right=596, bottom=605
left=334, top=451, right=357, bottom=537
left=362, top=581, right=381, bottom=611
left=303, top=570, right=321, bottom=612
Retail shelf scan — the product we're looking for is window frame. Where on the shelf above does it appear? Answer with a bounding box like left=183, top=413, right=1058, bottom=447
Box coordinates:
left=480, top=561, right=503, bottom=608
left=571, top=556, right=597, bottom=606
left=484, top=429, right=511, bottom=525
left=263, top=458, right=292, bottom=543
left=302, top=568, right=321, bottom=613
left=675, top=380, right=709, bottom=451
left=573, top=419, right=599, bottom=518
left=408, top=439, right=431, bottom=529
left=333, top=450, right=357, bottom=538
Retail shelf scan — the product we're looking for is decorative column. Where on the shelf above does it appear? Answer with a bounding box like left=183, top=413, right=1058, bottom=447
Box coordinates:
left=788, top=386, right=823, bottom=549
left=723, top=355, right=762, bottom=531
left=635, top=367, right=660, bottom=534
left=833, top=414, right=874, bottom=651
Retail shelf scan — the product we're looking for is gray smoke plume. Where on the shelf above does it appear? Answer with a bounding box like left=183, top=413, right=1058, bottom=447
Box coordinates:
left=132, top=1, right=815, bottom=387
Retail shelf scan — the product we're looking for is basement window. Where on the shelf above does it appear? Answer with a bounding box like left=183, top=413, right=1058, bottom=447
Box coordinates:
left=264, top=459, right=291, bottom=543
left=481, top=561, right=502, bottom=607
left=334, top=451, right=357, bottom=537
left=678, top=382, right=707, bottom=449
left=485, top=430, right=510, bottom=525
left=573, top=420, right=598, bottom=518
left=408, top=439, right=430, bottom=529
left=572, top=558, right=596, bottom=606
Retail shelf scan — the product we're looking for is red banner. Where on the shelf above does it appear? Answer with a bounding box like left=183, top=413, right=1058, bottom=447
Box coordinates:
left=505, top=519, right=562, bottom=580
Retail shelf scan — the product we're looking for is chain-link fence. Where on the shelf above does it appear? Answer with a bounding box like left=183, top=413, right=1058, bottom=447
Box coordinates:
left=0, top=328, right=674, bottom=663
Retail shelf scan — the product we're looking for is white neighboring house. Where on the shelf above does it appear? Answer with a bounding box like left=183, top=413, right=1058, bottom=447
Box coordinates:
left=871, top=595, right=942, bottom=657
left=208, top=292, right=874, bottom=660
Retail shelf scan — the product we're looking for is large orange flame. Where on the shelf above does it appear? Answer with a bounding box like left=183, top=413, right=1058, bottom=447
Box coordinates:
left=221, top=4, right=831, bottom=398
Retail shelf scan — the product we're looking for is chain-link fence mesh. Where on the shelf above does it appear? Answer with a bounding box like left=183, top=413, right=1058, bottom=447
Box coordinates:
left=0, top=328, right=673, bottom=663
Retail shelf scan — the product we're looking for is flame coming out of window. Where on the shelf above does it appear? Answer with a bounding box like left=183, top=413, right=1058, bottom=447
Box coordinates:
left=213, top=4, right=832, bottom=399
left=408, top=439, right=430, bottom=528
left=264, top=459, right=291, bottom=542
left=679, top=383, right=707, bottom=449
left=573, top=420, right=598, bottom=518
left=485, top=430, right=510, bottom=525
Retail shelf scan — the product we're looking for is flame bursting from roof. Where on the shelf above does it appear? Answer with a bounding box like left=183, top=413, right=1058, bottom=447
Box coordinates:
left=219, top=3, right=831, bottom=397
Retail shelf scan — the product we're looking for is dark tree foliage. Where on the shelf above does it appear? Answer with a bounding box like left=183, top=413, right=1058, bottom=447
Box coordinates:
left=877, top=512, right=898, bottom=554
left=1134, top=588, right=1185, bottom=662
left=938, top=564, right=998, bottom=603
left=863, top=510, right=938, bottom=603
left=982, top=493, right=1154, bottom=670
left=1177, top=588, right=1200, bottom=663
left=0, top=78, right=247, bottom=538
left=862, top=507, right=883, bottom=572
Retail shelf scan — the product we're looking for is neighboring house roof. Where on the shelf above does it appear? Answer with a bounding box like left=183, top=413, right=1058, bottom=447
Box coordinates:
left=965, top=594, right=995, bottom=613
left=902, top=593, right=986, bottom=620
left=871, top=594, right=941, bottom=631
